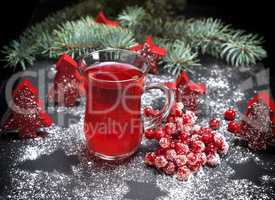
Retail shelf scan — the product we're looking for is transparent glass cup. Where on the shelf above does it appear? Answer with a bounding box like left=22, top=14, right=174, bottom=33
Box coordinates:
left=79, top=49, right=174, bottom=160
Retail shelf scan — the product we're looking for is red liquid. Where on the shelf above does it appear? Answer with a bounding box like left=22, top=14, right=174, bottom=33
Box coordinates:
left=84, top=62, right=144, bottom=158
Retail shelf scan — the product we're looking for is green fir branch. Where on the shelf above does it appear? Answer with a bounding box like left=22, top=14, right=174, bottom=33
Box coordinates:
left=162, top=40, right=200, bottom=77
left=117, top=6, right=146, bottom=28
left=50, top=17, right=135, bottom=58
left=221, top=33, right=267, bottom=66
left=1, top=4, right=267, bottom=72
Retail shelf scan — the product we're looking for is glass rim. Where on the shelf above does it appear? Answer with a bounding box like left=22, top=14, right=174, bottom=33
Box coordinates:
left=79, top=48, right=150, bottom=83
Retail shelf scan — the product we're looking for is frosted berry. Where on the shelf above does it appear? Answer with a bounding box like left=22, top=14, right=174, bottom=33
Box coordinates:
left=227, top=121, right=240, bottom=133
left=144, top=152, right=156, bottom=166
left=176, top=166, right=191, bottom=181
left=218, top=141, right=229, bottom=156
left=165, top=149, right=177, bottom=161
left=180, top=131, right=190, bottom=142
left=144, top=107, right=160, bottom=117
left=224, top=108, right=236, bottom=121
left=155, top=128, right=165, bottom=140
left=144, top=129, right=156, bottom=139
left=165, top=123, right=176, bottom=135
left=175, top=142, right=189, bottom=155
left=191, top=140, right=205, bottom=153
left=164, top=162, right=176, bottom=175
left=199, top=152, right=207, bottom=165
left=175, top=155, right=187, bottom=167
left=213, top=133, right=226, bottom=148
left=187, top=152, right=203, bottom=171
left=154, top=155, right=168, bottom=168
left=192, top=125, right=201, bottom=133
left=209, top=118, right=220, bottom=130
left=207, top=153, right=221, bottom=167
left=204, top=144, right=217, bottom=155
left=159, top=137, right=171, bottom=149
left=155, top=147, right=166, bottom=156
left=201, top=132, right=214, bottom=144
left=190, top=134, right=202, bottom=143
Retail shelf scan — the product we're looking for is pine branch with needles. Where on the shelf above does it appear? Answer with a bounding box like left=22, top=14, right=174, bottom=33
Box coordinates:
left=1, top=4, right=267, bottom=73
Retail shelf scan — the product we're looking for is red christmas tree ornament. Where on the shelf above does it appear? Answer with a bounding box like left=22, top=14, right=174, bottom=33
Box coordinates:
left=95, top=11, right=119, bottom=26
left=2, top=80, right=52, bottom=138
left=48, top=53, right=84, bottom=107
left=130, top=36, right=166, bottom=74
left=228, top=92, right=275, bottom=151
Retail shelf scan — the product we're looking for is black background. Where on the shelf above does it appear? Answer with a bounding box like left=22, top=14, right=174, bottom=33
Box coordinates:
left=0, top=0, right=274, bottom=87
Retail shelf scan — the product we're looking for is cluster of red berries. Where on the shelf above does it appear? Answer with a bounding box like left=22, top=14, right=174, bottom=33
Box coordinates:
left=223, top=108, right=240, bottom=134
left=226, top=92, right=275, bottom=151
left=144, top=102, right=229, bottom=181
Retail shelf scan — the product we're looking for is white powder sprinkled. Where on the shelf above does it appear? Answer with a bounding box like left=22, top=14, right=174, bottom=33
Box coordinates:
left=1, top=62, right=274, bottom=200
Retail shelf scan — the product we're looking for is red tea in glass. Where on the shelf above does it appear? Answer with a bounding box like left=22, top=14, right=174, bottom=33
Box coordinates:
left=80, top=49, right=174, bottom=160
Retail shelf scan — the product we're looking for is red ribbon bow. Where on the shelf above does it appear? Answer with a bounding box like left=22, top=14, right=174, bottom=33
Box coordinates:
left=130, top=36, right=166, bottom=57
left=164, top=71, right=206, bottom=95
left=247, top=91, right=275, bottom=110
left=95, top=11, right=119, bottom=27
left=246, top=91, right=275, bottom=132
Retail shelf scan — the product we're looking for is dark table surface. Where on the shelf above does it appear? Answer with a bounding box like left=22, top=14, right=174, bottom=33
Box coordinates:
left=0, top=57, right=274, bottom=200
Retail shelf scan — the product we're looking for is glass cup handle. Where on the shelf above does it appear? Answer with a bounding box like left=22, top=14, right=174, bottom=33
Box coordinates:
left=143, top=84, right=175, bottom=129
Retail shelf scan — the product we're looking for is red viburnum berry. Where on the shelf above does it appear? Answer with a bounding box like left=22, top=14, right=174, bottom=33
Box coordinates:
left=190, top=134, right=202, bottom=143
left=164, top=162, right=176, bottom=175
left=191, top=140, right=205, bottom=153
left=176, top=166, right=191, bottom=181
left=154, top=155, right=168, bottom=168
left=175, top=155, right=188, bottom=167
left=192, top=125, right=201, bottom=134
left=155, top=128, right=165, bottom=140
left=155, top=147, right=166, bottom=156
left=199, top=152, right=207, bottom=165
left=227, top=121, right=240, bottom=133
left=206, top=153, right=221, bottom=167
left=187, top=152, right=202, bottom=171
left=209, top=118, right=220, bottom=130
left=204, top=144, right=217, bottom=155
left=144, top=152, right=156, bottom=166
left=165, top=122, right=176, bottom=135
left=218, top=141, right=229, bottom=156
left=180, top=131, right=190, bottom=142
left=165, top=149, right=177, bottom=161
left=144, top=107, right=160, bottom=117
left=175, top=142, right=190, bottom=155
left=201, top=132, right=214, bottom=144
left=213, top=133, right=225, bottom=148
left=224, top=108, right=236, bottom=121
left=159, top=137, right=171, bottom=149
left=144, top=129, right=156, bottom=139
